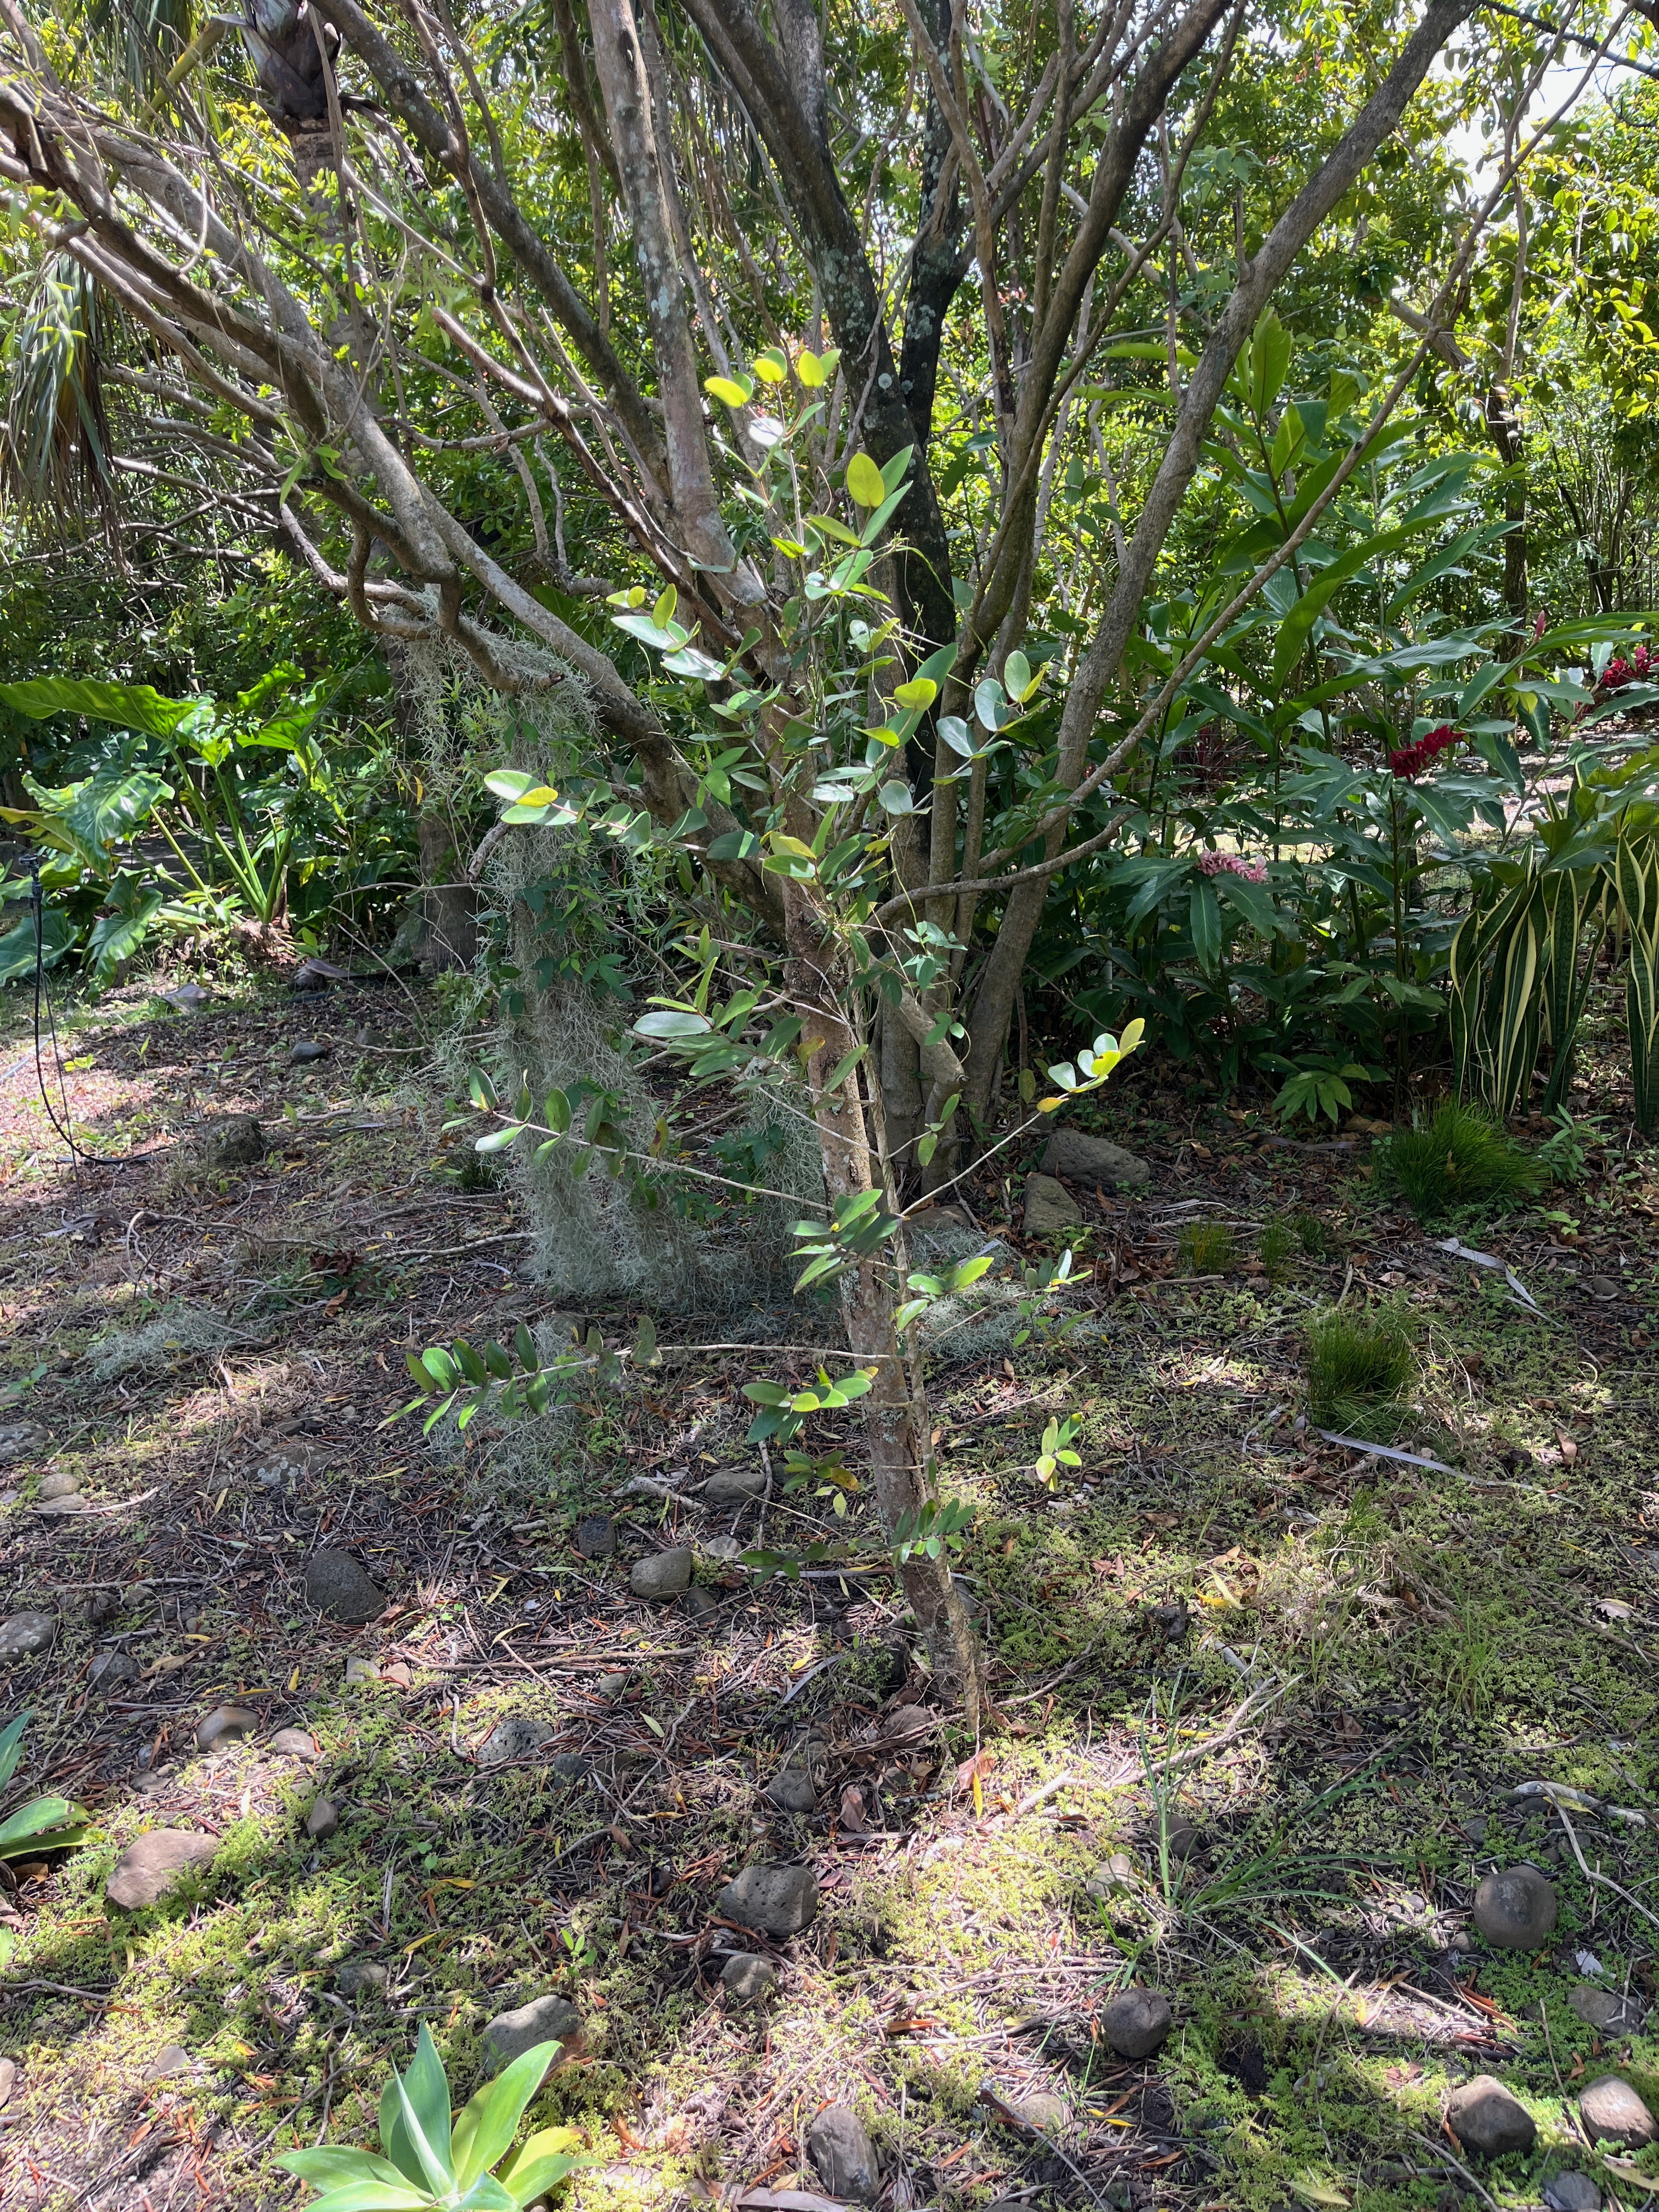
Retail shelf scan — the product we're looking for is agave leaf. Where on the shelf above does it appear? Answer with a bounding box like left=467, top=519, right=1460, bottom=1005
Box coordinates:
left=449, top=2042, right=563, bottom=2190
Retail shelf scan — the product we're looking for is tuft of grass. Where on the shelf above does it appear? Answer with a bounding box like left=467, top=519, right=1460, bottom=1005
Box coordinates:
left=1293, top=1209, right=1335, bottom=1257
left=1259, top=1218, right=1295, bottom=1279
left=1180, top=1220, right=1235, bottom=1273
left=1304, top=1304, right=1416, bottom=1440
left=1379, top=1099, right=1541, bottom=1223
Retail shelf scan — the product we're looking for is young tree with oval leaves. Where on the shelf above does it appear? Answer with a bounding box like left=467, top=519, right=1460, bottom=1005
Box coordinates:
left=0, top=0, right=1635, bottom=1709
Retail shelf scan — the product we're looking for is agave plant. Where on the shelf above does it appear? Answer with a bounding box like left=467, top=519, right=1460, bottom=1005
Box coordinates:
left=276, top=2025, right=593, bottom=2211
left=0, top=1711, right=91, bottom=1863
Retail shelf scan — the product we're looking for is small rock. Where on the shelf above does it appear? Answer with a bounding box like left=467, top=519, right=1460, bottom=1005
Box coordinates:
left=0, top=1611, right=55, bottom=1661
left=1162, top=1818, right=1202, bottom=1863
left=594, top=1672, right=628, bottom=1701
left=289, top=1039, right=331, bottom=1064
left=1473, top=1864, right=1557, bottom=1949
left=87, top=1650, right=140, bottom=1691
left=701, top=1535, right=743, bottom=1562
left=35, top=1494, right=89, bottom=1517
left=1108, top=1850, right=1136, bottom=1881
left=1585, top=1275, right=1621, bottom=1300
left=808, top=2104, right=879, bottom=2203
left=630, top=1548, right=692, bottom=1601
left=574, top=1515, right=615, bottom=1559
left=715, top=1863, right=819, bottom=1938
left=1040, top=1128, right=1152, bottom=1189
left=1149, top=1600, right=1189, bottom=1643
left=1101, top=1987, right=1172, bottom=2059
left=268, top=1728, right=320, bottom=1760
left=477, top=1717, right=553, bottom=1767
left=83, top=1592, right=119, bottom=1627
left=1023, top=1172, right=1081, bottom=1236
left=343, top=1657, right=381, bottom=1686
left=551, top=1753, right=591, bottom=1784
left=703, top=1468, right=768, bottom=1505
left=196, top=1705, right=259, bottom=1753
left=106, top=1830, right=217, bottom=1910
left=205, top=1115, right=265, bottom=1168
left=37, top=1469, right=83, bottom=1500
left=1579, top=2076, right=1656, bottom=2147
left=0, top=1424, right=48, bottom=1464
left=766, top=1730, right=828, bottom=1814
left=335, top=1960, right=389, bottom=1998
left=255, top=1448, right=309, bottom=1491
left=1462, top=1815, right=1489, bottom=1843
left=1446, top=2074, right=1537, bottom=2158
left=1568, top=1984, right=1646, bottom=2035
left=305, top=1797, right=340, bottom=1841
left=719, top=1953, right=777, bottom=2004
left=684, top=1583, right=721, bottom=1621
left=482, top=1993, right=583, bottom=2072
left=1017, top=2090, right=1069, bottom=2135
left=1544, top=2174, right=1603, bottom=2212
left=304, top=1549, right=384, bottom=1624
left=159, top=981, right=212, bottom=1011
left=142, top=2045, right=193, bottom=2084
left=0, top=2057, right=13, bottom=2107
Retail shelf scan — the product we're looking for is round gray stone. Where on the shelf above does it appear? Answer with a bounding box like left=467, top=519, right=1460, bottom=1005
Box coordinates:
left=1023, top=1173, right=1081, bottom=1235
left=1040, top=1128, right=1152, bottom=1189
left=106, top=1830, right=217, bottom=1910
left=719, top=1953, right=777, bottom=2004
left=1017, top=2090, right=1069, bottom=2135
left=807, top=2104, right=878, bottom=2203
left=1473, top=1864, right=1557, bottom=1949
left=574, top=1515, right=616, bottom=1559
left=0, top=1611, right=55, bottom=1661
left=630, top=1548, right=692, bottom=1601
left=305, top=1797, right=340, bottom=1841
left=703, top=1468, right=768, bottom=1505
left=1568, top=1984, right=1646, bottom=2034
left=1446, top=2074, right=1537, bottom=2157
left=477, top=1717, right=553, bottom=1767
left=206, top=1115, right=266, bottom=1168
left=594, top=1671, right=628, bottom=1700
left=87, top=1650, right=139, bottom=1691
left=268, top=1727, right=320, bottom=1760
left=482, top=1992, right=583, bottom=2072
left=1101, top=1987, right=1172, bottom=2059
left=715, top=1863, right=819, bottom=1938
left=335, top=1959, right=389, bottom=1997
left=37, top=1469, right=84, bottom=1500
left=196, top=1705, right=259, bottom=1752
left=303, top=1550, right=385, bottom=1624
left=1579, top=2076, right=1656, bottom=2147
left=1544, top=2174, right=1603, bottom=2211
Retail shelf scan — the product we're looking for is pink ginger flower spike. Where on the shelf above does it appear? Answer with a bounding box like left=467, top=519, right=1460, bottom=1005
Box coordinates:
left=1198, top=851, right=1267, bottom=883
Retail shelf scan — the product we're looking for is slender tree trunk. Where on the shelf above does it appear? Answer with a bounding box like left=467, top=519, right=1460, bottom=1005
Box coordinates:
left=783, top=882, right=983, bottom=1720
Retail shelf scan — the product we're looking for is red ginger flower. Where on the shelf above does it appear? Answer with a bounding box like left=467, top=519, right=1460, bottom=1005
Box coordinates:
left=1389, top=723, right=1463, bottom=779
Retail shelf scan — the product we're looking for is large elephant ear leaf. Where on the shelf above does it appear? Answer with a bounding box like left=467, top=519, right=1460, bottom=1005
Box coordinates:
left=0, top=676, right=193, bottom=738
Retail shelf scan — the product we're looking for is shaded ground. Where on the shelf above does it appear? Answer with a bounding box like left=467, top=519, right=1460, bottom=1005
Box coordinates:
left=0, top=972, right=1656, bottom=2212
